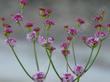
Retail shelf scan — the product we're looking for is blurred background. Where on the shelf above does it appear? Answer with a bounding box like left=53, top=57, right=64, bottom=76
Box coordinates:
left=0, top=0, right=110, bottom=82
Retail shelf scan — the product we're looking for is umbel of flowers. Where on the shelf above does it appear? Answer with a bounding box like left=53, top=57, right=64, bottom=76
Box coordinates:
left=0, top=0, right=110, bottom=82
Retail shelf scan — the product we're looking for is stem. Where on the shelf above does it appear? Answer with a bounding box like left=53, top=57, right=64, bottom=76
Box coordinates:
left=86, top=41, right=102, bottom=72
left=71, top=40, right=77, bottom=66
left=66, top=56, right=68, bottom=73
left=9, top=45, right=33, bottom=80
left=64, top=56, right=75, bottom=74
left=45, top=49, right=62, bottom=80
left=84, top=48, right=94, bottom=71
left=77, top=76, right=80, bottom=82
left=44, top=62, right=51, bottom=79
left=33, top=40, right=40, bottom=71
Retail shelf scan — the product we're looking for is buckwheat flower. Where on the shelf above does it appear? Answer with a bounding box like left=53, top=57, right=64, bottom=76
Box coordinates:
left=67, top=27, right=78, bottom=36
left=45, top=19, right=55, bottom=26
left=62, top=73, right=74, bottom=82
left=76, top=18, right=85, bottom=25
left=33, top=71, right=45, bottom=82
left=3, top=23, right=11, bottom=28
left=5, top=38, right=16, bottom=47
left=39, top=8, right=52, bottom=18
left=19, top=0, right=28, bottom=6
left=94, top=15, right=103, bottom=22
left=94, top=24, right=103, bottom=31
left=61, top=42, right=70, bottom=49
left=61, top=49, right=70, bottom=56
left=26, top=31, right=36, bottom=41
left=95, top=31, right=107, bottom=40
left=74, top=65, right=84, bottom=76
left=12, top=13, right=23, bottom=23
left=47, top=37, right=54, bottom=44
left=86, top=37, right=99, bottom=48
left=107, top=23, right=110, bottom=32
left=25, top=22, right=33, bottom=28
left=38, top=35, right=47, bottom=45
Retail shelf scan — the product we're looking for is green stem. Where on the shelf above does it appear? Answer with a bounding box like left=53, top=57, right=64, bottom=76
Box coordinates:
left=77, top=76, right=80, bottom=82
left=71, top=40, right=77, bottom=66
left=44, top=62, right=51, bottom=79
left=86, top=41, right=102, bottom=72
left=66, top=56, right=68, bottom=73
left=84, top=48, right=94, bottom=71
left=9, top=45, right=33, bottom=80
left=33, top=40, right=40, bottom=71
left=45, top=49, right=62, bottom=80
left=64, top=56, right=75, bottom=74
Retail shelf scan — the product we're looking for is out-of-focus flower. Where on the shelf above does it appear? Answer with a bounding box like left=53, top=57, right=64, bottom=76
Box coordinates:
left=5, top=38, right=16, bottom=47
left=26, top=31, right=36, bottom=41
left=95, top=31, right=107, bottom=40
left=94, top=15, right=103, bottom=22
left=66, top=36, right=73, bottom=42
left=25, top=22, right=33, bottom=30
left=67, top=27, right=78, bottom=36
left=38, top=35, right=47, bottom=45
left=74, top=65, right=84, bottom=76
left=45, top=19, right=55, bottom=25
left=12, top=13, right=23, bottom=23
left=0, top=17, right=5, bottom=22
left=62, top=73, right=74, bottom=82
left=75, top=18, right=85, bottom=25
left=48, top=37, right=54, bottom=44
left=33, top=71, right=45, bottom=82
left=107, top=23, right=110, bottom=32
left=94, top=24, right=103, bottom=31
left=61, top=42, right=70, bottom=49
left=61, top=49, right=70, bottom=56
left=39, top=8, right=52, bottom=18
left=3, top=23, right=11, bottom=28
left=19, top=0, right=28, bottom=6
left=86, top=36, right=99, bottom=48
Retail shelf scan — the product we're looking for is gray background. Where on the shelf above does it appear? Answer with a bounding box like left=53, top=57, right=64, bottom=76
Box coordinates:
left=0, top=0, right=110, bottom=82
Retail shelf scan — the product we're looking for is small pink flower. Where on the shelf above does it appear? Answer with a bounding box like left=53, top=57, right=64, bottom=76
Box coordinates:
left=95, top=31, right=107, bottom=40
left=33, top=71, right=45, bottom=82
left=25, top=22, right=33, bottom=28
left=39, top=8, right=52, bottom=17
left=47, top=37, right=54, bottom=44
left=61, top=42, right=70, bottom=49
left=12, top=13, right=23, bottom=23
left=26, top=31, right=36, bottom=41
left=94, top=15, right=103, bottom=22
left=5, top=38, right=16, bottom=47
left=4, top=28, right=13, bottom=34
left=62, top=73, right=74, bottom=82
left=74, top=65, right=84, bottom=76
left=38, top=35, right=47, bottom=45
left=3, top=23, right=11, bottom=28
left=61, top=49, right=70, bottom=56
left=45, top=19, right=55, bottom=26
left=86, top=36, right=99, bottom=48
left=20, top=0, right=28, bottom=6
left=76, top=18, right=85, bottom=25
left=67, top=27, right=78, bottom=36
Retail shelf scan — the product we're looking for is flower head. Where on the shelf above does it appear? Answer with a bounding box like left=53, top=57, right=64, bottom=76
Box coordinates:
left=12, top=13, right=23, bottom=23
left=33, top=71, right=45, bottom=82
left=5, top=38, right=16, bottom=47
left=38, top=35, right=47, bottom=46
left=76, top=18, right=85, bottom=25
left=86, top=36, right=99, bottom=48
left=74, top=65, right=84, bottom=76
left=94, top=24, right=103, bottom=31
left=61, top=42, right=70, bottom=49
left=25, top=22, right=33, bottom=29
left=62, top=73, right=74, bottom=82
left=95, top=31, right=107, bottom=40
left=19, top=0, right=28, bottom=6
left=26, top=31, right=36, bottom=41
left=45, top=19, right=55, bottom=26
left=39, top=8, right=52, bottom=18
left=67, top=27, right=78, bottom=36
left=94, top=15, right=103, bottom=22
